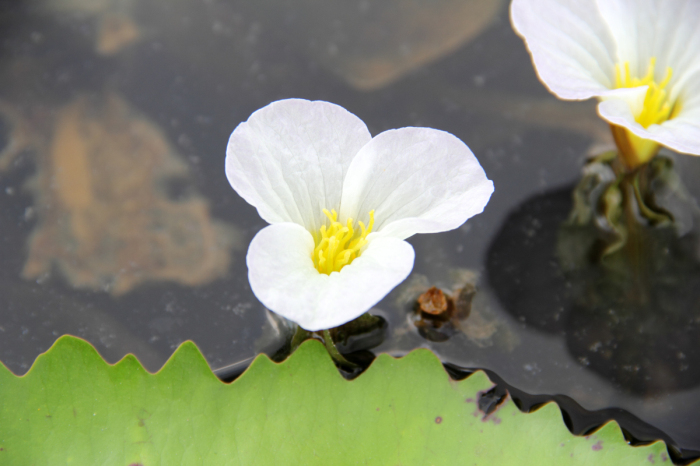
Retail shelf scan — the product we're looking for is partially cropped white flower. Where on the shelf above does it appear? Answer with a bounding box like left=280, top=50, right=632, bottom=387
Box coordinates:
left=511, top=0, right=700, bottom=168
left=226, top=99, right=493, bottom=331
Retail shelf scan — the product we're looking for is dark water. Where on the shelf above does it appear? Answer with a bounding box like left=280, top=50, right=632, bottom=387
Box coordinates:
left=1, top=0, right=699, bottom=459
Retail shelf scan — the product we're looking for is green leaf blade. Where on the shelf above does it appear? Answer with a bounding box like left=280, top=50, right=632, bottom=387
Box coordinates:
left=0, top=336, right=681, bottom=465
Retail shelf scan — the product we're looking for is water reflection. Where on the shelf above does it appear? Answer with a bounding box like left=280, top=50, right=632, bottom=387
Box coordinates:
left=235, top=0, right=504, bottom=90
left=487, top=180, right=700, bottom=396
left=34, top=0, right=505, bottom=97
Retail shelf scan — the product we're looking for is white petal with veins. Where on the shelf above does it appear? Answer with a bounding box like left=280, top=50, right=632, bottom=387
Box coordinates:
left=247, top=223, right=414, bottom=331
left=226, top=99, right=371, bottom=231
left=340, top=127, right=493, bottom=240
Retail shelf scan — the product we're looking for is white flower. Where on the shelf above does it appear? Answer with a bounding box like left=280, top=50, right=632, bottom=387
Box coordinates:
left=226, top=99, right=493, bottom=331
left=511, top=0, right=700, bottom=168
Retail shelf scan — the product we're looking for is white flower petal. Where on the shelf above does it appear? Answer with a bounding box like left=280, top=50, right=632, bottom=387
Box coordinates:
left=598, top=86, right=649, bottom=123
left=226, top=99, right=371, bottom=231
left=596, top=0, right=700, bottom=84
left=595, top=0, right=653, bottom=73
left=598, top=76, right=700, bottom=156
left=247, top=223, right=415, bottom=331
left=660, top=1, right=700, bottom=100
left=339, top=127, right=493, bottom=240
left=593, top=0, right=700, bottom=156
left=510, top=0, right=617, bottom=99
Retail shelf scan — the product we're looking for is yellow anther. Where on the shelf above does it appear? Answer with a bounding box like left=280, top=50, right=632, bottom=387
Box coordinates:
left=614, top=57, right=675, bottom=128
left=311, top=209, right=375, bottom=275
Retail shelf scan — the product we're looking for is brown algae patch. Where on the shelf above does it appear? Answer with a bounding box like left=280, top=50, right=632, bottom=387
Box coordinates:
left=1, top=94, right=239, bottom=295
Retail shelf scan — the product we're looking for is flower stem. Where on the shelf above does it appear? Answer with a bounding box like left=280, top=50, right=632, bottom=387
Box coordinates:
left=620, top=174, right=650, bottom=306
left=610, top=125, right=660, bottom=171
left=322, top=329, right=358, bottom=368
left=290, top=326, right=311, bottom=353
left=631, top=171, right=670, bottom=225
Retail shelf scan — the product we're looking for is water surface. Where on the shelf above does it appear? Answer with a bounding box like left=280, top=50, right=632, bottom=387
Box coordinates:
left=1, top=0, right=699, bottom=456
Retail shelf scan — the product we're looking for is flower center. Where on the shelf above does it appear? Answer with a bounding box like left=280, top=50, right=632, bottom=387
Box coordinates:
left=312, top=208, right=375, bottom=275
left=614, top=57, right=675, bottom=128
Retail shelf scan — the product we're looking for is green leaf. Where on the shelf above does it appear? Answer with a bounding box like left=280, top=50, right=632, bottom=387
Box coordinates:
left=0, top=335, right=678, bottom=465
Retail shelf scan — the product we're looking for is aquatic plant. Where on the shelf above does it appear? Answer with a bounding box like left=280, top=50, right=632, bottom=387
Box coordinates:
left=511, top=0, right=700, bottom=171
left=0, top=335, right=674, bottom=465
left=225, top=99, right=493, bottom=331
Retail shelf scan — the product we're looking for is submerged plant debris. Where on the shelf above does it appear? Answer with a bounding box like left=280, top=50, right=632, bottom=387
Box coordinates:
left=398, top=272, right=504, bottom=346
left=412, top=285, right=475, bottom=342
left=0, top=93, right=240, bottom=295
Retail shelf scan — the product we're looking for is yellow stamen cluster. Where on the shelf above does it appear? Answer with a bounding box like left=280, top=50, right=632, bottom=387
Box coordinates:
left=611, top=57, right=678, bottom=169
left=312, top=208, right=375, bottom=275
left=614, top=57, right=674, bottom=128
